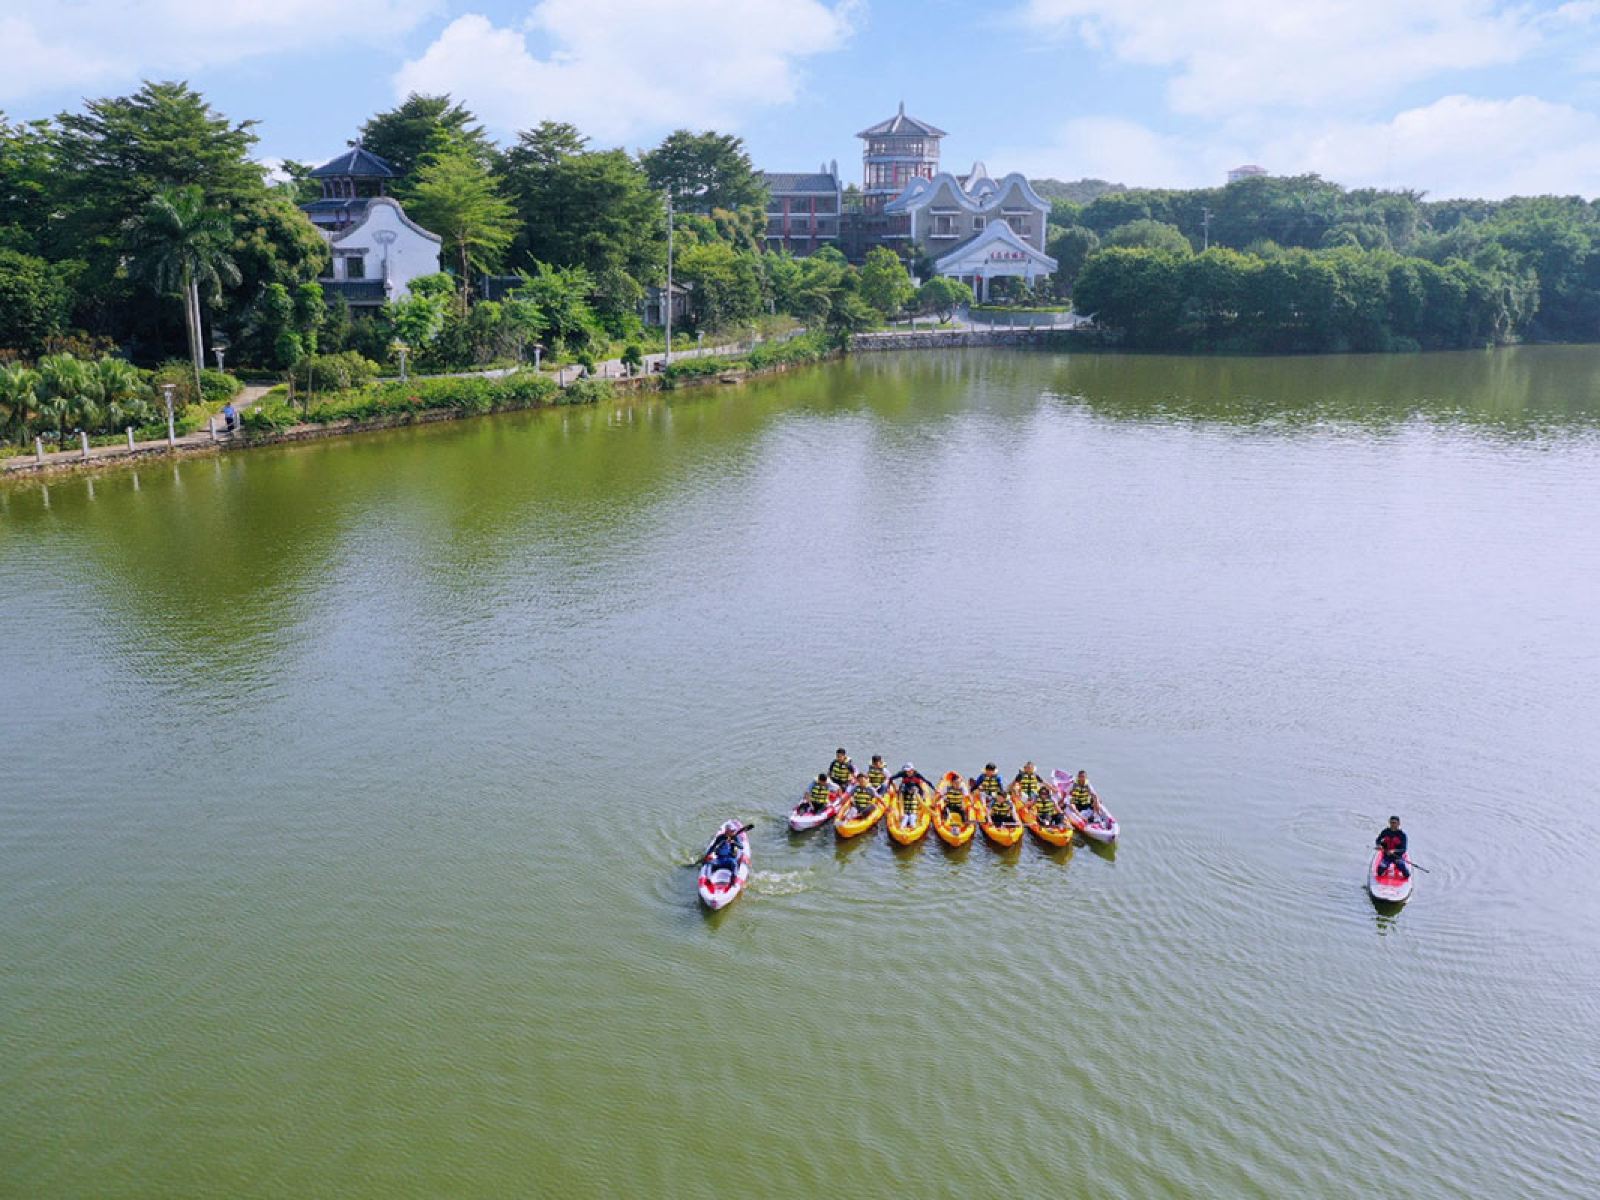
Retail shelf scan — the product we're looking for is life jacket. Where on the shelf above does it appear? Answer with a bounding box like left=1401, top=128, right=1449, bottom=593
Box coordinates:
left=829, top=759, right=854, bottom=786
left=1016, top=770, right=1043, bottom=795
left=850, top=788, right=878, bottom=815
left=867, top=763, right=887, bottom=788
left=1034, top=792, right=1059, bottom=820
left=1069, top=782, right=1094, bottom=810
left=976, top=773, right=1003, bottom=796
left=942, top=792, right=967, bottom=819
left=988, top=795, right=1014, bottom=822
left=1378, top=830, right=1405, bottom=854
left=808, top=781, right=833, bottom=806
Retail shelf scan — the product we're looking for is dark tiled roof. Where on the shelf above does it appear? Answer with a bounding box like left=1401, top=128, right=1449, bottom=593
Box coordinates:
left=309, top=145, right=397, bottom=179
left=320, top=280, right=387, bottom=304
left=759, top=172, right=839, bottom=195
left=301, top=198, right=373, bottom=215
left=857, top=103, right=946, bottom=139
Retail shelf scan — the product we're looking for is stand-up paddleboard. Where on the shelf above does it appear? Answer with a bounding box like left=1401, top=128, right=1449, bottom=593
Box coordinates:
left=1367, top=850, right=1414, bottom=903
left=698, top=821, right=750, bottom=910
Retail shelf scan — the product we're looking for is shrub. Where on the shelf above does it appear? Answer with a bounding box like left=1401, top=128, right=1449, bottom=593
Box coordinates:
left=199, top=368, right=243, bottom=404
left=288, top=351, right=379, bottom=393
left=241, top=401, right=297, bottom=433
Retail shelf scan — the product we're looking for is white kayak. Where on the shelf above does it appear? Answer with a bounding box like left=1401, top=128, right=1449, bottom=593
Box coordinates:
left=788, top=784, right=845, bottom=832
left=698, top=821, right=751, bottom=910
left=1367, top=850, right=1414, bottom=903
left=1052, top=769, right=1119, bottom=843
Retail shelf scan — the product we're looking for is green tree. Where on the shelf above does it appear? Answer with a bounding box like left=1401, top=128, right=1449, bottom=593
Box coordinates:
left=358, top=94, right=494, bottom=182
left=1045, top=225, right=1099, bottom=297
left=675, top=242, right=763, bottom=331
left=512, top=264, right=597, bottom=351
left=1104, top=219, right=1193, bottom=255
left=405, top=145, right=517, bottom=311
left=642, top=130, right=766, bottom=213
left=0, top=248, right=74, bottom=353
left=255, top=283, right=302, bottom=369
left=126, top=185, right=241, bottom=400
left=859, top=247, right=915, bottom=317
left=916, top=276, right=972, bottom=321
left=0, top=363, right=41, bottom=443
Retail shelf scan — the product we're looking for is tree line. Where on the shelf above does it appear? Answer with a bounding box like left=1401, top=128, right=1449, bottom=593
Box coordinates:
left=1044, top=174, right=1600, bottom=351
left=1, top=84, right=972, bottom=414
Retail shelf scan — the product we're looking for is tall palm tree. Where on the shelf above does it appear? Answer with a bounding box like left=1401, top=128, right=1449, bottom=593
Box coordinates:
left=0, top=364, right=42, bottom=445
left=127, top=185, right=240, bottom=402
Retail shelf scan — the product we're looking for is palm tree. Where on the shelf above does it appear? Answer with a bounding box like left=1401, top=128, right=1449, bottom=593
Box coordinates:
left=127, top=185, right=240, bottom=402
left=95, top=358, right=153, bottom=431
left=0, top=365, right=42, bottom=445
left=37, top=354, right=101, bottom=449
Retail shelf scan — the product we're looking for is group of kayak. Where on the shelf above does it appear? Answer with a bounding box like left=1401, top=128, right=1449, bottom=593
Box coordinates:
left=791, top=753, right=1119, bottom=849
left=698, top=751, right=1120, bottom=909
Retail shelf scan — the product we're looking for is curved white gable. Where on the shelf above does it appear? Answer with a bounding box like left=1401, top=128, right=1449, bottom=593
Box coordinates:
left=328, top=197, right=442, bottom=300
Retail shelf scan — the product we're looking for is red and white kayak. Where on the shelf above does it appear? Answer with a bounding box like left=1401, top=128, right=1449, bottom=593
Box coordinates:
left=1052, top=769, right=1119, bottom=843
left=1367, top=850, right=1414, bottom=903
left=698, top=821, right=751, bottom=910
left=789, top=784, right=844, bottom=832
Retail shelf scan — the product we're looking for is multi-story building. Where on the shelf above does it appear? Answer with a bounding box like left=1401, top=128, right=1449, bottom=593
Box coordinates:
left=757, top=164, right=843, bottom=255
left=857, top=103, right=945, bottom=213
left=300, top=144, right=441, bottom=309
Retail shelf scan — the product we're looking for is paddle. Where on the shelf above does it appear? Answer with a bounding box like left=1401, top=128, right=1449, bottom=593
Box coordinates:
left=688, top=823, right=752, bottom=867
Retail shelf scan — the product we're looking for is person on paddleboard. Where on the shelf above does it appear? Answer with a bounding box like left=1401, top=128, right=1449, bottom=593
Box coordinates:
left=1376, top=817, right=1409, bottom=878
left=866, top=755, right=889, bottom=795
left=797, top=774, right=834, bottom=814
left=826, top=748, right=856, bottom=789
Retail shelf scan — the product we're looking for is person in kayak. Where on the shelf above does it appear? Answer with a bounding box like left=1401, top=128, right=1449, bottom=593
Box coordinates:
left=703, top=828, right=743, bottom=874
left=847, top=774, right=880, bottom=817
left=1067, top=770, right=1103, bottom=820
left=797, top=774, right=834, bottom=815
left=866, top=755, right=889, bottom=795
left=939, top=777, right=971, bottom=820
left=1376, top=817, right=1410, bottom=878
left=1029, top=780, right=1065, bottom=827
left=827, top=748, right=856, bottom=789
left=1011, top=762, right=1047, bottom=798
left=888, top=763, right=934, bottom=794
left=971, top=763, right=1006, bottom=803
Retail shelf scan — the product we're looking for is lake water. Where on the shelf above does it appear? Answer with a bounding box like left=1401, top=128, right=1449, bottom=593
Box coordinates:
left=4, top=347, right=1598, bottom=1198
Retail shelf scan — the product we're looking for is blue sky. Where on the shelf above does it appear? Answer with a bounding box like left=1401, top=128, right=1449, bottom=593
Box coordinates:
left=4, top=0, right=1600, bottom=198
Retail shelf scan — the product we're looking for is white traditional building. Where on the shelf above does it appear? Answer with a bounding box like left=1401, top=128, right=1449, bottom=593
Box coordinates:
left=301, top=144, right=441, bottom=309
left=932, top=221, right=1058, bottom=301
left=883, top=164, right=1056, bottom=297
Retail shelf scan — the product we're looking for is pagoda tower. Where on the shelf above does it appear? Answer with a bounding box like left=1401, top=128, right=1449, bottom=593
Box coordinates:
left=856, top=102, right=945, bottom=213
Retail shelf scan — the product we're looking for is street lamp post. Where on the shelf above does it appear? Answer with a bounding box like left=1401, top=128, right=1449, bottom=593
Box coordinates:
left=663, top=189, right=674, bottom=366
left=696, top=330, right=703, bottom=357
left=161, top=383, right=176, bottom=447
left=533, top=344, right=543, bottom=372
left=212, top=331, right=229, bottom=375
left=391, top=342, right=409, bottom=382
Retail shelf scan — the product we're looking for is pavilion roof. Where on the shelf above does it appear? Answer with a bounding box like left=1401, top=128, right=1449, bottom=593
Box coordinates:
left=309, top=144, right=398, bottom=179
left=857, top=102, right=946, bottom=139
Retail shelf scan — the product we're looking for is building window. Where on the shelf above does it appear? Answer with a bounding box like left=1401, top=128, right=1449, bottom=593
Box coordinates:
left=974, top=216, right=985, bottom=230
left=346, top=256, right=365, bottom=280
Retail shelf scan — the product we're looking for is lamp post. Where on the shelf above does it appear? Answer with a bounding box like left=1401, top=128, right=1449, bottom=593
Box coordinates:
left=696, top=330, right=703, bottom=357
left=161, top=382, right=176, bottom=447
left=533, top=343, right=544, bottom=372
left=391, top=341, right=409, bottom=382
left=212, top=331, right=229, bottom=374
left=663, top=189, right=674, bottom=366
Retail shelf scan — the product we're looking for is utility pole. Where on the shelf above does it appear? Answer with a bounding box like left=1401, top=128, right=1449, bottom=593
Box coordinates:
left=664, top=189, right=674, bottom=366
left=1201, top=207, right=1212, bottom=252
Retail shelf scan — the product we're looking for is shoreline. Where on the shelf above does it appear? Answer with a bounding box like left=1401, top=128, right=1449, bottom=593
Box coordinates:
left=3, top=328, right=1080, bottom=484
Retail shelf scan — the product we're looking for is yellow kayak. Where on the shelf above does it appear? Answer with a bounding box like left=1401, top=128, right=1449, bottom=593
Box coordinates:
left=886, top=782, right=932, bottom=845
left=932, top=772, right=976, bottom=847
left=1020, top=792, right=1073, bottom=847
left=977, top=793, right=1025, bottom=847
left=834, top=792, right=886, bottom=839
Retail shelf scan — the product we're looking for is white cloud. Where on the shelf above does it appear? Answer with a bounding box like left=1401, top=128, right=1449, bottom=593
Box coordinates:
left=1273, top=95, right=1600, bottom=198
left=395, top=0, right=859, bottom=143
left=1020, top=0, right=1538, bottom=117
left=996, top=116, right=1225, bottom=188
left=0, top=1, right=438, bottom=104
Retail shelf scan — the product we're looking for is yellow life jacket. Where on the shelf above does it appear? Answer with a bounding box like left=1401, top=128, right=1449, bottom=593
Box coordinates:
left=808, top=781, right=833, bottom=805
left=989, top=796, right=1014, bottom=821
left=1070, top=782, right=1094, bottom=809
left=828, top=759, right=854, bottom=786
left=1016, top=771, right=1042, bottom=794
left=976, top=773, right=1003, bottom=796
left=850, top=788, right=878, bottom=814
left=867, top=764, right=887, bottom=788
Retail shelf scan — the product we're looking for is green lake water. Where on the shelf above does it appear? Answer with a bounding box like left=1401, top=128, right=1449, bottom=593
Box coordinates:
left=3, top=347, right=1598, bottom=1197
